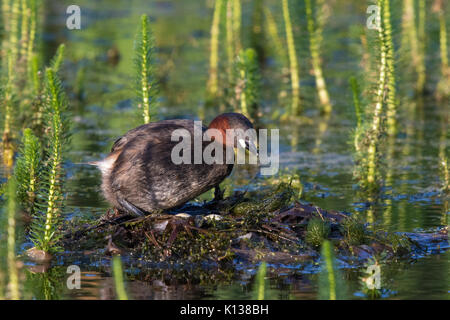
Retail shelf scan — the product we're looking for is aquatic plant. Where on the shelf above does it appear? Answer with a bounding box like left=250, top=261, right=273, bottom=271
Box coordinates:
left=253, top=262, right=267, bottom=300
left=233, top=49, right=261, bottom=120
left=438, top=115, right=449, bottom=193
left=112, top=256, right=129, bottom=300
left=353, top=0, right=394, bottom=191
left=1, top=52, right=16, bottom=169
left=340, top=216, right=367, bottom=246
left=318, top=240, right=346, bottom=300
left=24, top=266, right=64, bottom=300
left=433, top=0, right=450, bottom=98
left=30, top=58, right=70, bottom=254
left=305, top=0, right=331, bottom=114
left=350, top=76, right=363, bottom=152
left=8, top=0, right=20, bottom=64
left=226, top=0, right=235, bottom=83
left=382, top=0, right=398, bottom=137
left=366, top=0, right=388, bottom=189
left=134, top=14, right=158, bottom=124
left=232, top=0, right=242, bottom=53
left=282, top=0, right=301, bottom=116
left=402, top=0, right=426, bottom=94
left=1, top=0, right=11, bottom=58
left=225, top=0, right=242, bottom=83
left=14, top=128, right=42, bottom=215
left=263, top=7, right=288, bottom=67
left=352, top=1, right=397, bottom=189
left=0, top=179, right=21, bottom=300
left=50, top=43, right=65, bottom=73
left=26, top=0, right=38, bottom=78
left=417, top=0, right=426, bottom=92
left=206, top=0, right=224, bottom=100
left=250, top=0, right=265, bottom=66
left=305, top=218, right=330, bottom=247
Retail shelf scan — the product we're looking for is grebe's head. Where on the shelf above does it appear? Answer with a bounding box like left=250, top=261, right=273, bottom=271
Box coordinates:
left=208, top=113, right=258, bottom=155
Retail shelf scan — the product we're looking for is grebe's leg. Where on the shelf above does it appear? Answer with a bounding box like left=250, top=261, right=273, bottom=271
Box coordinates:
left=118, top=198, right=146, bottom=217
left=213, top=186, right=224, bottom=201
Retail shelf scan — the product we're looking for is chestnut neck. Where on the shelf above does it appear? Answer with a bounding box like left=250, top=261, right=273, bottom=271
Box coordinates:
left=208, top=114, right=232, bottom=147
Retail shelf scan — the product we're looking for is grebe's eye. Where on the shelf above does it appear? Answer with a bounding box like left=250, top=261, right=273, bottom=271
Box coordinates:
left=238, top=138, right=246, bottom=149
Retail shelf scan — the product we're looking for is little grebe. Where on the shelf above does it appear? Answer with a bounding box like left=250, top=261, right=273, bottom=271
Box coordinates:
left=94, top=113, right=257, bottom=216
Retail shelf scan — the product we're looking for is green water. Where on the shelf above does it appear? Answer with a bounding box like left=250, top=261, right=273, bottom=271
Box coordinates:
left=3, top=0, right=449, bottom=299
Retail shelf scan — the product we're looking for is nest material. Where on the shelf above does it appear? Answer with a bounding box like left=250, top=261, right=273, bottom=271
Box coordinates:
left=63, top=184, right=449, bottom=268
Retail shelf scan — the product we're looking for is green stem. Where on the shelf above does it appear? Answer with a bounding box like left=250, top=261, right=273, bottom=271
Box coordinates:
left=20, top=0, right=30, bottom=62
left=42, top=68, right=63, bottom=251
left=264, top=7, right=287, bottom=67
left=349, top=76, right=362, bottom=152
left=403, top=0, right=425, bottom=93
left=232, top=0, right=241, bottom=53
left=255, top=262, right=267, bottom=300
left=383, top=0, right=398, bottom=137
left=321, top=241, right=336, bottom=300
left=282, top=0, right=301, bottom=116
left=7, top=180, right=20, bottom=300
left=112, top=256, right=129, bottom=300
left=226, top=0, right=234, bottom=83
left=9, top=0, right=20, bottom=63
left=367, top=1, right=387, bottom=188
left=207, top=0, right=224, bottom=99
left=139, top=15, right=151, bottom=123
left=27, top=0, right=37, bottom=79
left=305, top=0, right=331, bottom=114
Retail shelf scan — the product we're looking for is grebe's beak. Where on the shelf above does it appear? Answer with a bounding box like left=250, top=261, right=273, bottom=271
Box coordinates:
left=239, top=138, right=259, bottom=156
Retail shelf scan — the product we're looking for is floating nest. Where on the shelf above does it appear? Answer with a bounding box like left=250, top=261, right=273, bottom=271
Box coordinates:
left=63, top=183, right=449, bottom=270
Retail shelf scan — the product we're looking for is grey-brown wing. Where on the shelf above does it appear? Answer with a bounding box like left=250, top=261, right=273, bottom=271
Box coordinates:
left=110, top=119, right=198, bottom=153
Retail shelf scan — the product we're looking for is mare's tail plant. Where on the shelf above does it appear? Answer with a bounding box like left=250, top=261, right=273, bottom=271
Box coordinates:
left=318, top=240, right=346, bottom=300
left=50, top=43, right=65, bottom=72
left=14, top=128, right=42, bottom=215
left=226, top=0, right=235, bottom=83
left=264, top=7, right=288, bottom=68
left=232, top=0, right=242, bottom=54
left=353, top=0, right=392, bottom=191
left=207, top=0, right=225, bottom=101
left=433, top=0, right=450, bottom=99
left=305, top=0, right=331, bottom=114
left=282, top=0, right=301, bottom=116
left=0, top=179, right=21, bottom=299
left=1, top=52, right=16, bottom=169
left=232, top=49, right=261, bottom=121
left=134, top=14, right=158, bottom=124
left=30, top=47, right=70, bottom=254
left=350, top=76, right=363, bottom=152
left=112, top=256, right=129, bottom=300
left=402, top=0, right=426, bottom=94
left=252, top=262, right=267, bottom=300
left=382, top=0, right=398, bottom=136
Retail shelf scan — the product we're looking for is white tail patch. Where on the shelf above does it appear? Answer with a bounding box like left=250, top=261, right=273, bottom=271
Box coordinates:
left=91, top=153, right=119, bottom=175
